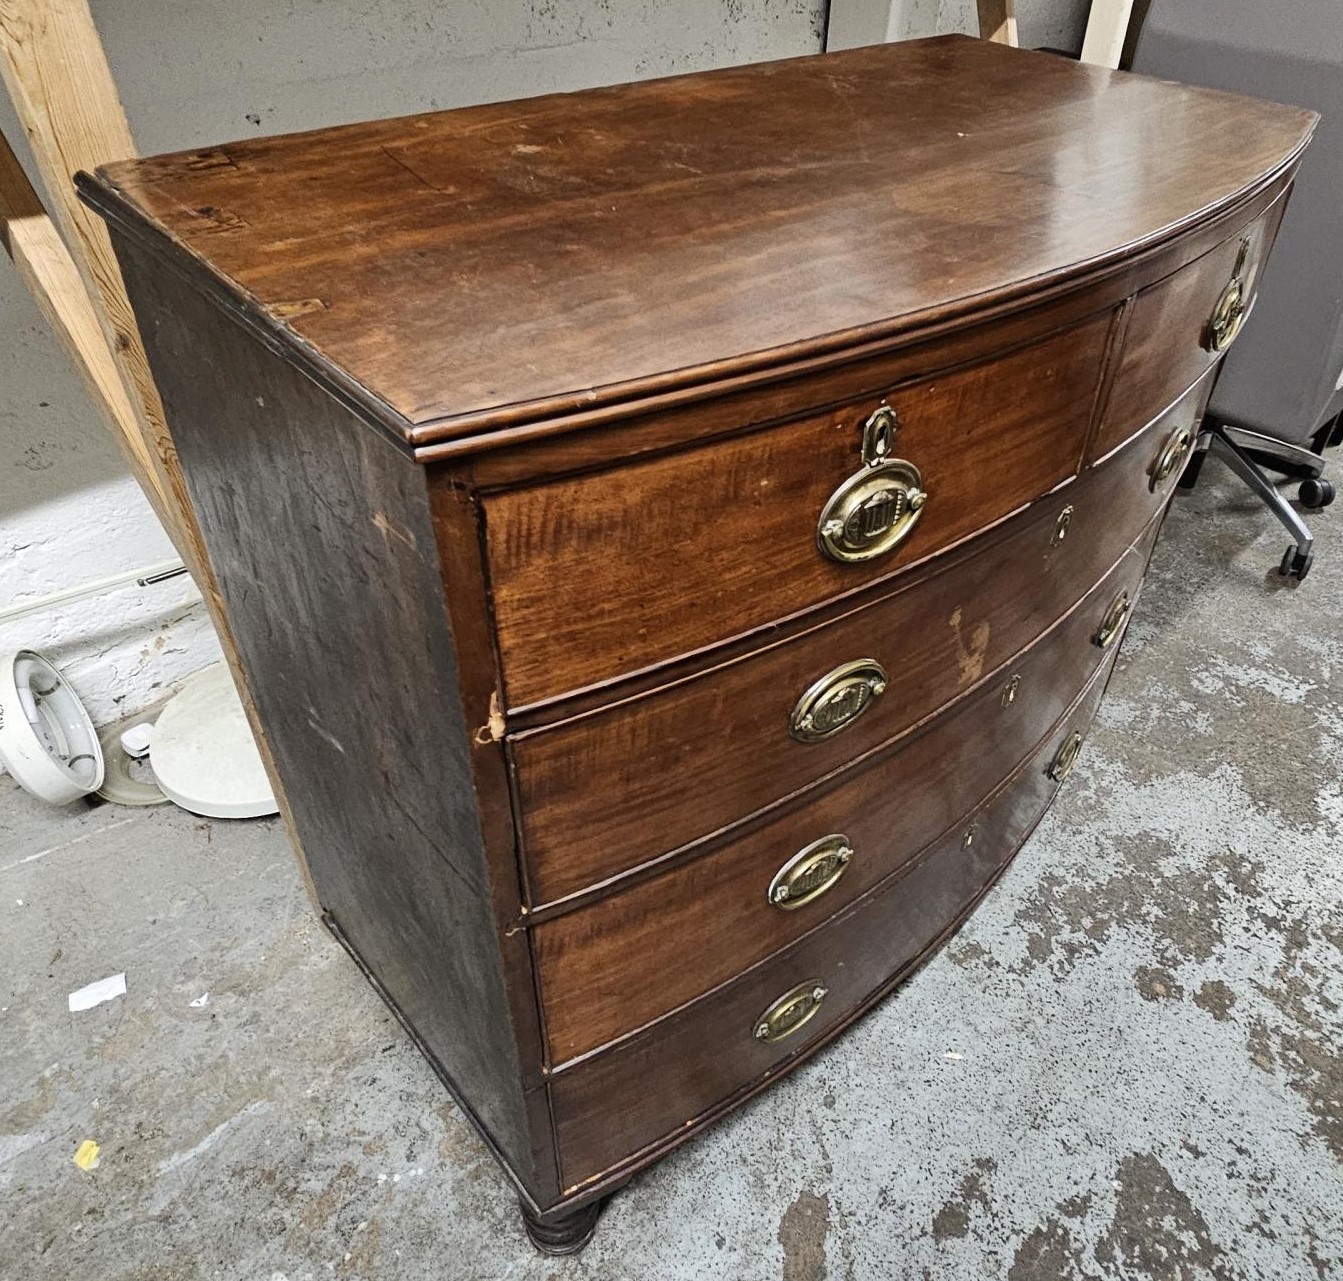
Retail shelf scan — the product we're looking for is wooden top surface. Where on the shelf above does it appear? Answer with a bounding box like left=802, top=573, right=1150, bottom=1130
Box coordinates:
left=83, top=36, right=1314, bottom=448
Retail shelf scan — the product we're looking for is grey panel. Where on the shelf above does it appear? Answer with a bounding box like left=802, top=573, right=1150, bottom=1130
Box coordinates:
left=1133, top=2, right=1343, bottom=443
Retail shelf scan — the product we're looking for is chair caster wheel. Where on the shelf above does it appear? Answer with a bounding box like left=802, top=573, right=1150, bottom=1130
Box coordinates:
left=1299, top=478, right=1335, bottom=509
left=1280, top=545, right=1314, bottom=581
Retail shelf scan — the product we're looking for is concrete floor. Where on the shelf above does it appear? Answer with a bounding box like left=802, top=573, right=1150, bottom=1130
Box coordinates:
left=2, top=459, right=1341, bottom=1280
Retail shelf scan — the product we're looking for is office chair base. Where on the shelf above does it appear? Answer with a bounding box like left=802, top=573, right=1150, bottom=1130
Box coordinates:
left=1298, top=477, right=1336, bottom=510
left=1182, top=419, right=1323, bottom=581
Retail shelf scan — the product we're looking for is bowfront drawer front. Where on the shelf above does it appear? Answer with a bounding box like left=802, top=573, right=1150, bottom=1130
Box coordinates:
left=513, top=378, right=1204, bottom=906
left=485, top=313, right=1112, bottom=709
left=533, top=536, right=1145, bottom=1064
left=1095, top=192, right=1287, bottom=463
left=550, top=669, right=1111, bottom=1188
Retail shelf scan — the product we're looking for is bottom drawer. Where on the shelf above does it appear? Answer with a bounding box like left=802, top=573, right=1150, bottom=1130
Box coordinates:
left=549, top=656, right=1115, bottom=1191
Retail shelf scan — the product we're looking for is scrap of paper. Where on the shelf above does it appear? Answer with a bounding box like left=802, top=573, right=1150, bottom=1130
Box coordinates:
left=68, top=973, right=127, bottom=1012
left=72, top=1140, right=100, bottom=1171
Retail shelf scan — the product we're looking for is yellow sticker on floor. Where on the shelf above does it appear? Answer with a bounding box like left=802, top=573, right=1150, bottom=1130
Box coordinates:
left=72, top=1139, right=100, bottom=1171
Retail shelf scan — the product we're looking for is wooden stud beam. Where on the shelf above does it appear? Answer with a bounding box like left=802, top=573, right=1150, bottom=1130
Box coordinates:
left=0, top=0, right=316, bottom=908
left=1080, top=0, right=1134, bottom=68
left=977, top=0, right=1019, bottom=46
left=1, top=127, right=170, bottom=523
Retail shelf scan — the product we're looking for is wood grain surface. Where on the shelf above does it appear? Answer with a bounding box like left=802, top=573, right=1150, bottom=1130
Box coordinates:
left=514, top=368, right=1211, bottom=906
left=486, top=316, right=1108, bottom=707
left=534, top=535, right=1148, bottom=1063
left=81, top=37, right=1312, bottom=443
left=107, top=235, right=557, bottom=1199
left=549, top=668, right=1113, bottom=1189
left=1097, top=189, right=1288, bottom=460
left=75, top=31, right=1314, bottom=1232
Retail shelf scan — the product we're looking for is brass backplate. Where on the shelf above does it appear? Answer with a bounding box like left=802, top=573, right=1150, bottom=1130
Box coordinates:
left=768, top=834, right=853, bottom=910
left=1095, top=591, right=1131, bottom=649
left=753, top=980, right=828, bottom=1044
left=818, top=457, right=927, bottom=563
left=1205, top=277, right=1247, bottom=352
left=1049, top=730, right=1084, bottom=782
left=1150, top=428, right=1192, bottom=491
left=790, top=659, right=887, bottom=743
left=1205, top=240, right=1251, bottom=353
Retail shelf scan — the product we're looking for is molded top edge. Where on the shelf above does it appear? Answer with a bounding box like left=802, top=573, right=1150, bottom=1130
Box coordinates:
left=81, top=36, right=1316, bottom=455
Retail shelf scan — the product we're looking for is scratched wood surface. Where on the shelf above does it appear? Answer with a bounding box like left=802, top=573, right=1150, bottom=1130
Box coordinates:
left=509, top=384, right=1198, bottom=907
left=486, top=316, right=1110, bottom=707
left=534, top=535, right=1152, bottom=1063
left=81, top=36, right=1312, bottom=444
left=549, top=667, right=1114, bottom=1188
left=77, top=35, right=1313, bottom=1244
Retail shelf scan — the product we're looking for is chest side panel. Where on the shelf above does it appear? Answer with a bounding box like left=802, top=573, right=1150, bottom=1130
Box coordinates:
left=106, top=231, right=555, bottom=1202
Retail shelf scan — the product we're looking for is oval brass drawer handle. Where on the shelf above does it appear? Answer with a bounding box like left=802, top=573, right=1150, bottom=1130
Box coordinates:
left=1149, top=427, right=1192, bottom=491
left=768, top=834, right=853, bottom=910
left=1049, top=730, right=1085, bottom=783
left=753, top=980, right=828, bottom=1043
left=1205, top=238, right=1252, bottom=354
left=790, top=659, right=887, bottom=743
left=818, top=405, right=928, bottom=563
left=1094, top=591, right=1131, bottom=649
left=1205, top=277, right=1247, bottom=353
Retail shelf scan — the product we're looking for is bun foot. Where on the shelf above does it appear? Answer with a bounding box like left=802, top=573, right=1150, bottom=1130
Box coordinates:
left=519, top=1195, right=607, bottom=1255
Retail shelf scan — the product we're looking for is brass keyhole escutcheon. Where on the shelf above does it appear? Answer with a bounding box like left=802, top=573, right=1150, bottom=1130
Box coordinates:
left=753, top=981, right=828, bottom=1044
left=790, top=659, right=887, bottom=743
left=817, top=405, right=927, bottom=563
left=1095, top=591, right=1131, bottom=649
left=1049, top=730, right=1084, bottom=783
left=1051, top=504, right=1074, bottom=548
left=1001, top=674, right=1022, bottom=708
left=1150, top=428, right=1193, bottom=491
left=768, top=834, right=853, bottom=910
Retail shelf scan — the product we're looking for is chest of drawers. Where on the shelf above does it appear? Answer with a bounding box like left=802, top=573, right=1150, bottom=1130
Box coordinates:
left=79, top=35, right=1314, bottom=1253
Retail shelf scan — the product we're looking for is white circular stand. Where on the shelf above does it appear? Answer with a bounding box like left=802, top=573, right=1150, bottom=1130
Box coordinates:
left=0, top=649, right=104, bottom=804
left=150, top=663, right=278, bottom=819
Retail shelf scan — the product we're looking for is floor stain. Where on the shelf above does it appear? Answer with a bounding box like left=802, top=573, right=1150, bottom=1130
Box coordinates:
left=1135, top=965, right=1184, bottom=1002
left=1008, top=1216, right=1092, bottom=1281
left=932, top=1158, right=995, bottom=1243
left=1194, top=980, right=1238, bottom=1021
left=779, top=1189, right=830, bottom=1281
left=1095, top=1153, right=1233, bottom=1281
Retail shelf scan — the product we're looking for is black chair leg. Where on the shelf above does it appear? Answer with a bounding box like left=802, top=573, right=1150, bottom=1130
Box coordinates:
left=1199, top=423, right=1317, bottom=580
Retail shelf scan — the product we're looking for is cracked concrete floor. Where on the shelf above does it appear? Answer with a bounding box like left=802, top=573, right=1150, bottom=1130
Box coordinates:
left=2, top=458, right=1341, bottom=1280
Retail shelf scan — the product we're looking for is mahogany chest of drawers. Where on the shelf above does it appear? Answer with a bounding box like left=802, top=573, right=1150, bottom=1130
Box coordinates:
left=79, top=36, right=1313, bottom=1253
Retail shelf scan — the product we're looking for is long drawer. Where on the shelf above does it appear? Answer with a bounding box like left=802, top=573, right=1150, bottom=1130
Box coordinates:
left=1095, top=191, right=1286, bottom=462
left=485, top=312, right=1113, bottom=708
left=533, top=535, right=1140, bottom=1065
left=549, top=661, right=1113, bottom=1190
left=513, top=369, right=1209, bottom=906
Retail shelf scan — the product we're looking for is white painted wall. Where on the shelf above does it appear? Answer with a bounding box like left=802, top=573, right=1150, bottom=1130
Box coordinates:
left=0, top=0, right=825, bottom=726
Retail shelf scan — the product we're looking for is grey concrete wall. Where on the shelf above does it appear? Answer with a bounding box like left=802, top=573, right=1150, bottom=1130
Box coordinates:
left=0, top=0, right=825, bottom=724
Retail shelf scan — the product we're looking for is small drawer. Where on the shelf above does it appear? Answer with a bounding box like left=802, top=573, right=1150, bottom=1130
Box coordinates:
left=513, top=374, right=1204, bottom=905
left=533, top=534, right=1144, bottom=1064
left=1095, top=192, right=1287, bottom=462
left=549, top=672, right=1111, bottom=1190
left=485, top=313, right=1113, bottom=708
